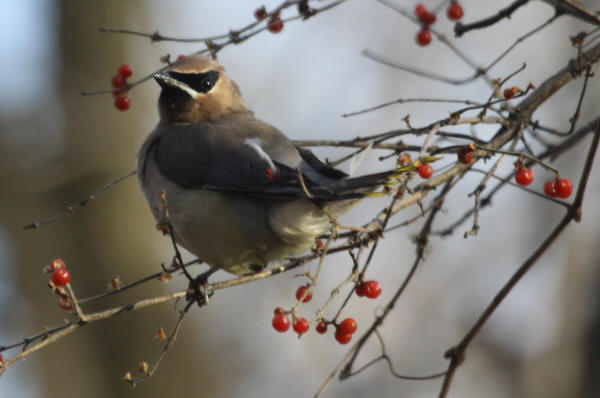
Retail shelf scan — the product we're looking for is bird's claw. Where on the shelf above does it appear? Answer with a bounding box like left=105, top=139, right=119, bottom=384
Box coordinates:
left=184, top=267, right=218, bottom=309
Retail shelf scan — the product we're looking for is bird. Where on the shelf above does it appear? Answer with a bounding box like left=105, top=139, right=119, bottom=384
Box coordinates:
left=137, top=55, right=402, bottom=277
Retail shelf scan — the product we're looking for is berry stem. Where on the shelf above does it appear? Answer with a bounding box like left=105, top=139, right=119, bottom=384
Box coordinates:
left=474, top=145, right=559, bottom=174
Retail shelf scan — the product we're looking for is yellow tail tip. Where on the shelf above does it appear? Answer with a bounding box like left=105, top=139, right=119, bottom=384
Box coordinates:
left=364, top=191, right=386, bottom=198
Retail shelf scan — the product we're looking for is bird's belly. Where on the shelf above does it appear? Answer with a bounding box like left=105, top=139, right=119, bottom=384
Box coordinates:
left=140, top=174, right=327, bottom=275
left=168, top=189, right=284, bottom=273
left=138, top=155, right=347, bottom=275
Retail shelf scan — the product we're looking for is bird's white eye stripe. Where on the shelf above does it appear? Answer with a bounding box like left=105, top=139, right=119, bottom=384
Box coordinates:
left=244, top=138, right=276, bottom=170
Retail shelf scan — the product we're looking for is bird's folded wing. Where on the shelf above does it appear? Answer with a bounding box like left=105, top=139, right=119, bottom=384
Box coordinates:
left=151, top=118, right=356, bottom=201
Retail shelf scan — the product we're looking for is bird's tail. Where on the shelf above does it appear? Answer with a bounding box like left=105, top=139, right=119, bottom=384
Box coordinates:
left=327, top=156, right=440, bottom=199
left=329, top=169, right=404, bottom=195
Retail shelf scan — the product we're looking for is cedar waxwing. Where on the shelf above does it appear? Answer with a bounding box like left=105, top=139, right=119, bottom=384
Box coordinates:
left=137, top=55, right=400, bottom=276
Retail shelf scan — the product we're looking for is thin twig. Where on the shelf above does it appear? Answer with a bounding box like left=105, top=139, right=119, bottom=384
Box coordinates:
left=566, top=65, right=591, bottom=135
left=82, top=0, right=348, bottom=96
left=362, top=49, right=482, bottom=86
left=342, top=329, right=446, bottom=380
left=0, top=289, right=187, bottom=375
left=465, top=125, right=522, bottom=237
left=484, top=15, right=557, bottom=72
left=23, top=170, right=136, bottom=229
left=342, top=98, right=483, bottom=118
left=128, top=310, right=187, bottom=386
left=419, top=123, right=441, bottom=158
left=77, top=259, right=201, bottom=305
left=454, top=0, right=530, bottom=37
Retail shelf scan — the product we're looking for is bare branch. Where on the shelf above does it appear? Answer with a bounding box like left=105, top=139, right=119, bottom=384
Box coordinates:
left=23, top=170, right=136, bottom=229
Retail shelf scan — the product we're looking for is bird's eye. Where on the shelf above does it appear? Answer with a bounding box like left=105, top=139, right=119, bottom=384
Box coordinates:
left=168, top=70, right=220, bottom=94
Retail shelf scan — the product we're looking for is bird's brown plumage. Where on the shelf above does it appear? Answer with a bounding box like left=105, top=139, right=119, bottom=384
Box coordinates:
left=138, top=55, right=399, bottom=275
left=156, top=55, right=247, bottom=124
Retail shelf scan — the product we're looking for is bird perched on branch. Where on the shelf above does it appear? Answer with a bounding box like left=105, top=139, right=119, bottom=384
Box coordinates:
left=138, top=55, right=402, bottom=276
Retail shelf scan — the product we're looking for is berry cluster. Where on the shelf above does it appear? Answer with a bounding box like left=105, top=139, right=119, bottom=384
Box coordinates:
left=45, top=258, right=73, bottom=310
left=414, top=1, right=464, bottom=46
left=355, top=280, right=382, bottom=298
left=314, top=316, right=360, bottom=344
left=334, top=318, right=358, bottom=344
left=544, top=178, right=572, bottom=198
left=110, top=64, right=133, bottom=111
left=514, top=164, right=573, bottom=199
left=271, top=281, right=383, bottom=344
left=45, top=258, right=71, bottom=286
left=271, top=284, right=316, bottom=335
left=254, top=6, right=284, bottom=33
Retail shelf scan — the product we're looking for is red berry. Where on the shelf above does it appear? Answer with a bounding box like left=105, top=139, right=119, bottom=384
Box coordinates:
left=335, top=330, right=352, bottom=345
left=267, top=16, right=284, bottom=33
left=364, top=280, right=382, bottom=299
left=57, top=296, right=72, bottom=311
left=337, top=318, right=357, bottom=335
left=316, top=320, right=328, bottom=334
left=420, top=11, right=437, bottom=26
left=417, top=163, right=433, bottom=178
left=355, top=282, right=366, bottom=297
left=111, top=74, right=126, bottom=89
left=293, top=317, right=309, bottom=335
left=515, top=167, right=534, bottom=186
left=503, top=87, right=518, bottom=99
left=414, top=3, right=427, bottom=18
left=447, top=2, right=464, bottom=21
left=273, top=306, right=285, bottom=315
left=416, top=29, right=432, bottom=46
left=52, top=268, right=70, bottom=286
left=0, top=354, right=3, bottom=362
left=544, top=180, right=557, bottom=197
left=458, top=147, right=474, bottom=164
left=117, top=64, right=133, bottom=78
left=556, top=178, right=572, bottom=198
left=114, top=95, right=132, bottom=111
left=295, top=285, right=313, bottom=303
left=254, top=6, right=267, bottom=20
left=272, top=314, right=290, bottom=332
left=49, top=258, right=65, bottom=271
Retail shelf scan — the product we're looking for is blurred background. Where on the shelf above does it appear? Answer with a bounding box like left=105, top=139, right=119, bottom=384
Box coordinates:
left=0, top=1, right=599, bottom=397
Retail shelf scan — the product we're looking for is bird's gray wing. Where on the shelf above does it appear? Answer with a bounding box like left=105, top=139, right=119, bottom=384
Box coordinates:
left=150, top=114, right=357, bottom=200
left=296, top=147, right=348, bottom=180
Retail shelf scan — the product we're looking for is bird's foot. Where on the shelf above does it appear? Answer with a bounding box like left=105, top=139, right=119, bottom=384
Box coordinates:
left=185, top=267, right=218, bottom=309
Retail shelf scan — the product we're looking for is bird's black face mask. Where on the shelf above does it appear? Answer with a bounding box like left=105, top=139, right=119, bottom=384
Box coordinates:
left=167, top=70, right=220, bottom=94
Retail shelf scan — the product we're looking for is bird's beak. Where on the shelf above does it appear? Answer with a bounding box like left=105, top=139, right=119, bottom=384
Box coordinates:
left=153, top=71, right=175, bottom=89
left=153, top=71, right=198, bottom=98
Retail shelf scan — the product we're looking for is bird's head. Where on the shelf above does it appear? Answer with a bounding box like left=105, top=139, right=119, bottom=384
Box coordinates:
left=154, top=55, right=249, bottom=124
